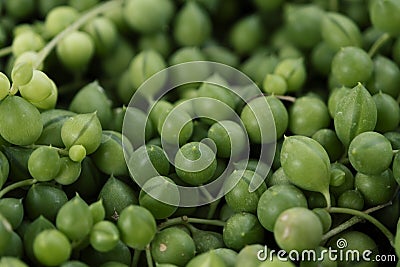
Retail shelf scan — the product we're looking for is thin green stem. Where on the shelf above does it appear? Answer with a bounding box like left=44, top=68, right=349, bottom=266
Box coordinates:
left=34, top=0, right=123, bottom=69
left=368, top=32, right=391, bottom=58
left=0, top=179, right=37, bottom=198
left=157, top=216, right=188, bottom=230
left=185, top=223, right=199, bottom=235
left=363, top=201, right=393, bottom=213
left=53, top=147, right=69, bottom=156
left=187, top=217, right=226, bottom=227
left=322, top=202, right=392, bottom=242
left=0, top=46, right=12, bottom=58
left=9, top=84, right=18, bottom=95
left=158, top=216, right=226, bottom=230
left=23, top=144, right=69, bottom=156
left=322, top=190, right=331, bottom=209
left=327, top=207, right=395, bottom=247
left=131, top=249, right=142, bottom=267
left=146, top=245, right=154, bottom=267
left=200, top=187, right=225, bottom=220
left=321, top=216, right=364, bottom=243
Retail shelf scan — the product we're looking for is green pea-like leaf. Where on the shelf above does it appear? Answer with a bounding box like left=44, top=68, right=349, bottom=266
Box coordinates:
left=23, top=216, right=55, bottom=264
left=2, top=146, right=34, bottom=182
left=274, top=58, right=306, bottom=92
left=0, top=72, right=10, bottom=101
left=334, top=83, right=377, bottom=147
left=36, top=109, right=76, bottom=147
left=284, top=4, right=324, bottom=49
left=54, top=157, right=81, bottom=185
left=186, top=251, right=226, bottom=267
left=56, top=194, right=93, bottom=241
left=139, top=176, right=179, bottom=219
left=118, top=205, right=157, bottom=250
left=89, top=199, right=106, bottom=224
left=11, top=62, right=33, bottom=86
left=367, top=55, right=400, bottom=98
left=69, top=81, right=112, bottom=129
left=18, top=70, right=58, bottom=110
left=61, top=112, right=102, bottom=154
left=0, top=96, right=43, bottom=146
left=0, top=213, right=13, bottom=255
left=321, top=12, right=362, bottom=51
left=328, top=86, right=351, bottom=118
left=174, top=1, right=211, bottom=46
left=123, top=0, right=174, bottom=34
left=92, top=130, right=132, bottom=176
left=83, top=17, right=116, bottom=56
left=192, top=230, right=224, bottom=254
left=280, top=135, right=331, bottom=207
left=128, top=50, right=166, bottom=97
left=90, top=221, right=120, bottom=253
left=25, top=183, right=68, bottom=222
left=370, top=0, right=400, bottom=36
left=0, top=198, right=24, bottom=230
left=98, top=176, right=138, bottom=219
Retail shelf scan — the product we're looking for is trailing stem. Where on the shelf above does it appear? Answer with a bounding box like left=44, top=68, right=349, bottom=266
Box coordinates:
left=34, top=0, right=123, bottom=69
left=325, top=204, right=395, bottom=247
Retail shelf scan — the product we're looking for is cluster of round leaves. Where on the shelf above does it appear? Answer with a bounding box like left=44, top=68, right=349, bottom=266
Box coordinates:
left=0, top=192, right=157, bottom=266
left=1, top=0, right=400, bottom=266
